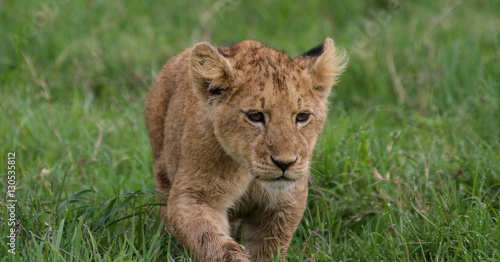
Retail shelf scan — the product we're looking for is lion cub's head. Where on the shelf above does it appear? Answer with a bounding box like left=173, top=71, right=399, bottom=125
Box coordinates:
left=189, top=38, right=347, bottom=189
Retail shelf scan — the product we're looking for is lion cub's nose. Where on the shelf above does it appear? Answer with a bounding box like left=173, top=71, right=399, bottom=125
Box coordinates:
left=271, top=156, right=298, bottom=172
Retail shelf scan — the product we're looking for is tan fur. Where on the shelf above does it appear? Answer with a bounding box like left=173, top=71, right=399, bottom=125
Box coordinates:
left=145, top=38, right=347, bottom=261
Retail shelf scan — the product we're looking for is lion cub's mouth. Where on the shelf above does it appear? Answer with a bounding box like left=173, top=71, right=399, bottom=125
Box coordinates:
left=251, top=172, right=295, bottom=182
left=250, top=171, right=297, bottom=190
left=274, top=175, right=292, bottom=182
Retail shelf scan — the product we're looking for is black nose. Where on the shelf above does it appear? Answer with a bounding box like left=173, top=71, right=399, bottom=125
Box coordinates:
left=271, top=156, right=297, bottom=172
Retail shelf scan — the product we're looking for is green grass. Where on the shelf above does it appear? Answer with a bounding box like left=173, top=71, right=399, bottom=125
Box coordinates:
left=1, top=0, right=499, bottom=261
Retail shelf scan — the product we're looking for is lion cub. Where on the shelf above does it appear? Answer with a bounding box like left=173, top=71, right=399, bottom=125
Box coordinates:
left=145, top=38, right=346, bottom=261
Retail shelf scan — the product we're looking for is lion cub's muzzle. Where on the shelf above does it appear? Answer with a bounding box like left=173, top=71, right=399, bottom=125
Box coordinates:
left=252, top=154, right=305, bottom=184
left=271, top=155, right=298, bottom=173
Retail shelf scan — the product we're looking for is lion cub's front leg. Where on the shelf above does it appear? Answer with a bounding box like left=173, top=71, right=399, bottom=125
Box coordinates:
left=166, top=186, right=250, bottom=262
left=242, top=189, right=307, bottom=261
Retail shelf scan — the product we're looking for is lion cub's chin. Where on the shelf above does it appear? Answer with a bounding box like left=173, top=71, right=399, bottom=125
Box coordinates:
left=258, top=179, right=296, bottom=190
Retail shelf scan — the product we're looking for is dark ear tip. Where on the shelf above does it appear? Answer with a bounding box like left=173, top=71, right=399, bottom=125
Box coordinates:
left=301, top=43, right=324, bottom=57
left=300, top=37, right=335, bottom=57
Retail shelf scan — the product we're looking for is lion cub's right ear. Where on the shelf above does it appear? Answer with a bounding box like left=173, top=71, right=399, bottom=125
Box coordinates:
left=189, top=42, right=234, bottom=104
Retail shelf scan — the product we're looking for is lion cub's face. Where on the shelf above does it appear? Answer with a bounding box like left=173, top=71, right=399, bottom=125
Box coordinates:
left=189, top=39, right=346, bottom=189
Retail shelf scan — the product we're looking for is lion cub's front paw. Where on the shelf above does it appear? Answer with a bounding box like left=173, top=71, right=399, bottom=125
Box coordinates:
left=221, top=241, right=250, bottom=262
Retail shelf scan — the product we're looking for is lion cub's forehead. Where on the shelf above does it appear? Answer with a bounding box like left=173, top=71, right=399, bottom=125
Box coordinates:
left=220, top=40, right=299, bottom=72
left=234, top=75, right=314, bottom=113
left=237, top=90, right=311, bottom=115
left=221, top=40, right=313, bottom=110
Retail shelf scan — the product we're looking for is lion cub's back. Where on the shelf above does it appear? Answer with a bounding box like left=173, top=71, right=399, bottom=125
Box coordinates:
left=145, top=48, right=193, bottom=162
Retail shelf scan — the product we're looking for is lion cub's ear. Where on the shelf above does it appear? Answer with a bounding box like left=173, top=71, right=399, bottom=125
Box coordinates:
left=296, top=38, right=348, bottom=99
left=189, top=42, right=234, bottom=104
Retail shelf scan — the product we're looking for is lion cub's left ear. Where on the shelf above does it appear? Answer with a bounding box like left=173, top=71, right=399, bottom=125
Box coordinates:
left=296, top=38, right=348, bottom=99
left=189, top=42, right=234, bottom=104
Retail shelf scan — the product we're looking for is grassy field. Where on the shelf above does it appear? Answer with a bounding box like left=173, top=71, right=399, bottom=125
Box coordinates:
left=1, top=0, right=499, bottom=261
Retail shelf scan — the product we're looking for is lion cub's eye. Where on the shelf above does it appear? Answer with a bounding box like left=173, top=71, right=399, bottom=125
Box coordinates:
left=296, top=112, right=310, bottom=123
left=246, top=111, right=265, bottom=123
